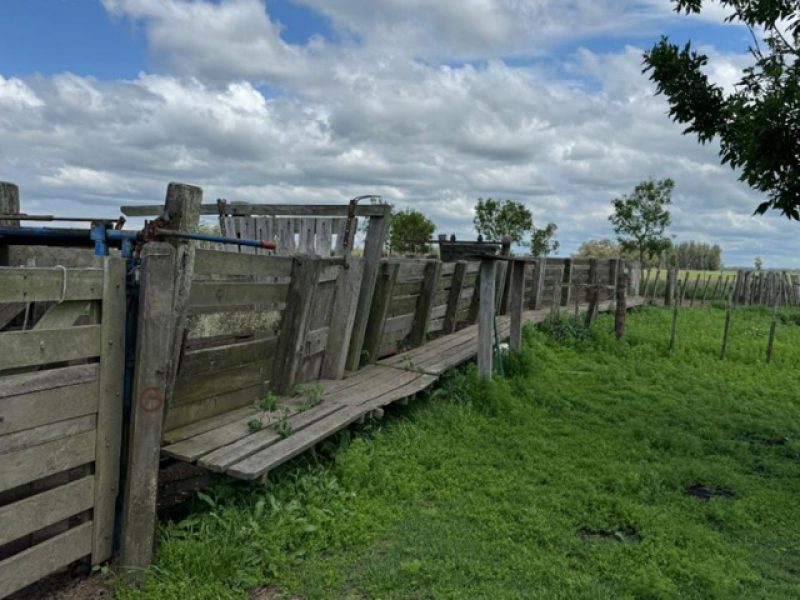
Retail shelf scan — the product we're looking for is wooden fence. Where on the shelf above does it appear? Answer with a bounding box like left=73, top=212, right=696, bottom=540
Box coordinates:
left=0, top=258, right=125, bottom=598
left=0, top=180, right=642, bottom=596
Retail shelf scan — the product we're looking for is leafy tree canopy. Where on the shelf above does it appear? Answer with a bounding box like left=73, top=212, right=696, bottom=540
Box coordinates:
left=473, top=198, right=533, bottom=244
left=573, top=238, right=633, bottom=260
left=389, top=208, right=436, bottom=254
left=609, top=178, right=674, bottom=265
left=644, top=1, right=800, bottom=219
left=531, top=222, right=560, bottom=257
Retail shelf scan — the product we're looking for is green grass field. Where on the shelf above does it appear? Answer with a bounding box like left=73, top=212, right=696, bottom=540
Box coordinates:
left=119, top=306, right=800, bottom=600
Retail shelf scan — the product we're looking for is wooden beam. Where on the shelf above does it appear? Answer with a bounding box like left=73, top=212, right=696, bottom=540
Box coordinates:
left=346, top=204, right=391, bottom=370
left=121, top=203, right=389, bottom=218
left=0, top=180, right=19, bottom=266
left=120, top=243, right=178, bottom=580
left=270, top=257, right=322, bottom=394
left=477, top=258, right=496, bottom=379
left=361, top=261, right=399, bottom=364
left=409, top=259, right=441, bottom=347
left=321, top=258, right=364, bottom=379
left=508, top=260, right=526, bottom=352
left=442, top=261, right=467, bottom=334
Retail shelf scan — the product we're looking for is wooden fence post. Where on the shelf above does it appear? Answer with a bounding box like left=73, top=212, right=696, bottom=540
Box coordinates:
left=271, top=257, right=323, bottom=394
left=508, top=260, right=526, bottom=352
left=120, top=243, right=178, bottom=579
left=161, top=183, right=202, bottom=407
left=409, top=259, right=441, bottom=347
left=664, top=268, right=677, bottom=306
left=720, top=290, right=734, bottom=359
left=346, top=204, right=391, bottom=370
left=321, top=258, right=364, bottom=379
left=361, top=261, right=399, bottom=364
left=649, top=267, right=661, bottom=304
left=92, top=257, right=126, bottom=563
left=615, top=269, right=628, bottom=339
left=766, top=286, right=781, bottom=363
left=0, top=181, right=19, bottom=266
left=585, top=259, right=599, bottom=328
left=478, top=258, right=496, bottom=379
left=531, top=258, right=547, bottom=310
left=561, top=258, right=573, bottom=307
left=669, top=282, right=680, bottom=353
left=443, top=261, right=467, bottom=334
left=689, top=273, right=701, bottom=307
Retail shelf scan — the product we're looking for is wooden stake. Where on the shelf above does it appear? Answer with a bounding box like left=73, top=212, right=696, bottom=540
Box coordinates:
left=615, top=271, right=627, bottom=339
left=766, top=284, right=781, bottom=363
left=0, top=181, right=19, bottom=266
left=508, top=260, right=526, bottom=352
left=477, top=258, right=496, bottom=379
left=669, top=282, right=680, bottom=353
left=720, top=290, right=734, bottom=360
left=689, top=273, right=701, bottom=307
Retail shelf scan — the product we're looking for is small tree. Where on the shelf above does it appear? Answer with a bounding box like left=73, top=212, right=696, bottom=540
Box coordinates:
left=609, top=178, right=674, bottom=265
left=574, top=238, right=624, bottom=259
left=388, top=209, right=436, bottom=254
left=531, top=223, right=560, bottom=257
left=755, top=257, right=764, bottom=271
left=473, top=198, right=533, bottom=244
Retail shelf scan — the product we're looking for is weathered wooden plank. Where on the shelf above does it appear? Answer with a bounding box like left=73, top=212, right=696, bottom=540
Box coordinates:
left=32, top=301, right=91, bottom=330
left=478, top=259, right=496, bottom=379
left=395, top=260, right=429, bottom=283
left=0, top=475, right=94, bottom=547
left=179, top=336, right=278, bottom=378
left=91, top=256, right=125, bottom=564
left=509, top=260, right=526, bottom=352
left=0, top=324, right=101, bottom=371
left=188, top=281, right=290, bottom=310
left=0, top=268, right=104, bottom=303
left=164, top=383, right=268, bottom=432
left=122, top=203, right=389, bottom=218
left=388, top=294, right=420, bottom=317
left=196, top=402, right=347, bottom=471
left=361, top=261, right=400, bottom=365
left=442, top=261, right=467, bottom=334
left=0, top=521, right=93, bottom=599
left=409, top=260, right=441, bottom=347
left=0, top=414, right=96, bottom=454
left=193, top=249, right=293, bottom=279
left=382, top=313, right=415, bottom=336
left=120, top=243, right=178, bottom=577
left=163, top=405, right=258, bottom=444
left=346, top=205, right=391, bottom=370
left=173, top=357, right=271, bottom=408
left=321, top=258, right=363, bottom=379
left=0, top=369, right=98, bottom=435
left=271, top=257, right=322, bottom=394
left=392, top=280, right=425, bottom=297
left=0, top=429, right=96, bottom=493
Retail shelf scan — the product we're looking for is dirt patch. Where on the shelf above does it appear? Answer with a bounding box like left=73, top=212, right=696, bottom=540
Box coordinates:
left=9, top=570, right=114, bottom=600
left=684, top=484, right=735, bottom=501
left=248, top=586, right=303, bottom=600
left=579, top=525, right=641, bottom=543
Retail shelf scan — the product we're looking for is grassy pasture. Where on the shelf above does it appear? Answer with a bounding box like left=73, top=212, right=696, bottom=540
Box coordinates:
left=119, top=306, right=800, bottom=600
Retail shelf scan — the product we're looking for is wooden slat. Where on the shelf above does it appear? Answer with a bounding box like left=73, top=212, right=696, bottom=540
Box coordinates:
left=395, top=260, right=428, bottom=283
left=163, top=405, right=259, bottom=444
left=193, top=249, right=293, bottom=278
left=33, top=301, right=91, bottom=330
left=0, top=476, right=94, bottom=546
left=92, top=256, right=125, bottom=564
left=0, top=366, right=99, bottom=435
left=0, top=521, right=93, bottom=599
left=0, top=268, right=104, bottom=303
left=0, top=414, right=96, bottom=454
left=0, top=430, right=96, bottom=493
left=382, top=313, right=415, bottom=335
left=0, top=325, right=101, bottom=371
left=196, top=402, right=347, bottom=471
left=188, top=282, right=290, bottom=310
left=388, top=294, right=419, bottom=316
left=173, top=360, right=272, bottom=407
left=179, top=336, right=278, bottom=378
left=122, top=203, right=389, bottom=217
left=164, top=383, right=268, bottom=432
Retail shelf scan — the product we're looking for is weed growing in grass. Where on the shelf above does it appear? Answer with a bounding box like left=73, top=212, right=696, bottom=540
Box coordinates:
left=255, top=392, right=278, bottom=413
left=119, top=306, right=800, bottom=600
left=247, top=419, right=263, bottom=433
left=295, top=383, right=325, bottom=413
left=276, top=408, right=293, bottom=439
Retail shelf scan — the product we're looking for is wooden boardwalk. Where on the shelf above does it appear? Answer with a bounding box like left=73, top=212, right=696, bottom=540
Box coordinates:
left=162, top=297, right=643, bottom=482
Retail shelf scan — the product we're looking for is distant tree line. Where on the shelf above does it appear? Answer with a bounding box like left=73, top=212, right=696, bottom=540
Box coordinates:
left=574, top=238, right=723, bottom=270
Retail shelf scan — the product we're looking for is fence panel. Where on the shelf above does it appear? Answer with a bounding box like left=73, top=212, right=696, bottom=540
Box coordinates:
left=0, top=258, right=125, bottom=599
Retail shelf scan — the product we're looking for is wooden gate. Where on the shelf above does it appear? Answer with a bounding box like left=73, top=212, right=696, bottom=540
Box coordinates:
left=0, top=258, right=125, bottom=598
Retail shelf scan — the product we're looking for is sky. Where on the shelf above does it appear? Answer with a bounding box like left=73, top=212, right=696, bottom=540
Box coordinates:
left=0, top=0, right=796, bottom=267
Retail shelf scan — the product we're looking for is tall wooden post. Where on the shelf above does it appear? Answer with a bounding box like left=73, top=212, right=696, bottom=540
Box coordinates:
left=508, top=260, right=526, bottom=352
left=615, top=268, right=627, bottom=339
left=0, top=181, right=19, bottom=266
left=531, top=258, right=547, bottom=310
left=346, top=204, right=391, bottom=370
left=361, top=261, right=399, bottom=364
left=560, top=258, right=573, bottom=307
left=664, top=268, right=676, bottom=306
left=120, top=243, right=178, bottom=579
left=321, top=258, right=364, bottom=379
left=477, top=258, right=496, bottom=379
left=161, top=183, right=202, bottom=408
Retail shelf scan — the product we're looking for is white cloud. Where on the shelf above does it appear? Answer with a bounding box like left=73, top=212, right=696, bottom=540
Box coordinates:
left=0, top=0, right=794, bottom=267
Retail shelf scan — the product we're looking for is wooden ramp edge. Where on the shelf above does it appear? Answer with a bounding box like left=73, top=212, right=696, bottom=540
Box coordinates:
left=162, top=296, right=645, bottom=481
